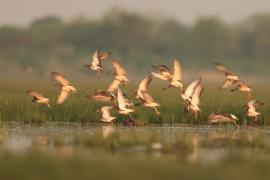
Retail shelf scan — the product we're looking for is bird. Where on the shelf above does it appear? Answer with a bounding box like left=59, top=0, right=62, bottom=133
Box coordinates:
left=151, top=64, right=172, bottom=81
left=207, top=112, right=239, bottom=128
left=106, top=59, right=129, bottom=94
left=107, top=79, right=121, bottom=94
left=135, top=76, right=160, bottom=115
left=51, top=72, right=77, bottom=105
left=188, top=84, right=204, bottom=121
left=214, top=62, right=240, bottom=89
left=230, top=80, right=253, bottom=100
left=115, top=88, right=134, bottom=115
left=88, top=90, right=115, bottom=103
left=111, top=59, right=129, bottom=83
left=135, top=75, right=152, bottom=101
left=85, top=48, right=111, bottom=78
left=27, top=90, right=51, bottom=108
left=97, top=106, right=116, bottom=123
left=246, top=100, right=263, bottom=123
left=180, top=77, right=201, bottom=104
left=151, top=60, right=183, bottom=90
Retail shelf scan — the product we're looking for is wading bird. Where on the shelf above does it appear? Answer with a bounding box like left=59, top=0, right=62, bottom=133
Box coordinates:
left=214, top=62, right=240, bottom=89
left=188, top=84, right=204, bottom=121
left=27, top=90, right=51, bottom=108
left=207, top=112, right=239, bottom=128
left=115, top=88, right=134, bottom=115
left=135, top=76, right=160, bottom=115
left=230, top=80, right=253, bottom=100
left=151, top=60, right=183, bottom=90
left=51, top=72, right=77, bottom=105
left=246, top=100, right=264, bottom=123
left=85, top=49, right=111, bottom=78
left=88, top=90, right=115, bottom=103
left=97, top=106, right=116, bottom=123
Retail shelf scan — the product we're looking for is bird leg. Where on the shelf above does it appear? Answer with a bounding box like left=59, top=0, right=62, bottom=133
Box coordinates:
left=46, top=102, right=51, bottom=108
left=233, top=120, right=240, bottom=129
left=162, top=85, right=171, bottom=91
left=97, top=71, right=101, bottom=79
left=248, top=92, right=251, bottom=101
left=153, top=107, right=160, bottom=115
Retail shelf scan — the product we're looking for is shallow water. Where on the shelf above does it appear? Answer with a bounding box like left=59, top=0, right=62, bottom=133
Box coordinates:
left=1, top=122, right=270, bottom=165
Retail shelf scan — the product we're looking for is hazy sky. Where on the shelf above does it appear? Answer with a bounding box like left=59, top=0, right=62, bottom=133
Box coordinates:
left=1, top=0, right=270, bottom=25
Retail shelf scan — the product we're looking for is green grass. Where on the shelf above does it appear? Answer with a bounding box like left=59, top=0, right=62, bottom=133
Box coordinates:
left=0, top=80, right=269, bottom=125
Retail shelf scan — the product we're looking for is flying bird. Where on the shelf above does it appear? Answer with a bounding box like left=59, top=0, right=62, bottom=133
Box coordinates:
left=246, top=100, right=263, bottom=123
left=97, top=106, right=116, bottom=123
left=214, top=62, right=240, bottom=89
left=151, top=65, right=172, bottom=81
left=85, top=49, right=111, bottom=78
left=27, top=90, right=51, bottom=108
left=112, top=59, right=129, bottom=83
left=207, top=112, right=239, bottom=128
left=107, top=79, right=121, bottom=94
left=135, top=76, right=160, bottom=115
left=51, top=72, right=77, bottom=105
left=88, top=90, right=115, bottom=103
left=135, top=75, right=152, bottom=101
left=230, top=80, right=253, bottom=100
left=151, top=60, right=183, bottom=90
left=116, top=88, right=134, bottom=115
left=188, top=84, right=204, bottom=121
left=106, top=59, right=129, bottom=94
left=180, top=77, right=201, bottom=103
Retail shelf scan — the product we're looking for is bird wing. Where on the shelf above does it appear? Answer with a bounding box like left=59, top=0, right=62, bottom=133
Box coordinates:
left=107, top=79, right=121, bottom=93
left=101, top=106, right=113, bottom=119
left=51, top=72, right=70, bottom=86
left=185, top=77, right=201, bottom=98
left=91, top=49, right=101, bottom=66
left=152, top=65, right=172, bottom=73
left=112, top=59, right=126, bottom=76
left=191, top=85, right=204, bottom=106
left=151, top=72, right=170, bottom=81
left=117, top=88, right=127, bottom=109
left=137, top=76, right=152, bottom=93
left=99, top=51, right=111, bottom=61
left=141, top=91, right=155, bottom=103
left=214, top=62, right=231, bottom=73
left=172, top=60, right=182, bottom=81
left=247, top=100, right=256, bottom=113
left=56, top=89, right=70, bottom=104
left=221, top=79, right=234, bottom=88
left=27, top=90, right=44, bottom=99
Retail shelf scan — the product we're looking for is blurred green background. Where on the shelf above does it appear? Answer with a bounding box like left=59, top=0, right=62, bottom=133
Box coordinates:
left=1, top=8, right=270, bottom=78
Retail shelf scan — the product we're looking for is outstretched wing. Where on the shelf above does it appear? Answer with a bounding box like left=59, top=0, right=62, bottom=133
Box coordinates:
left=27, top=90, right=44, bottom=99
left=51, top=72, right=70, bottom=86
left=137, top=76, right=152, bottom=93
left=107, top=79, right=121, bottom=93
left=99, top=51, right=111, bottom=61
left=56, top=90, right=70, bottom=104
left=112, top=59, right=126, bottom=76
left=117, top=88, right=127, bottom=109
left=172, top=60, right=182, bottom=81
left=185, top=77, right=201, bottom=98
left=191, top=85, right=204, bottom=106
left=91, top=49, right=101, bottom=66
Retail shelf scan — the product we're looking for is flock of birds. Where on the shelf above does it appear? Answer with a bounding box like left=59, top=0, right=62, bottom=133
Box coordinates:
left=27, top=49, right=264, bottom=127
